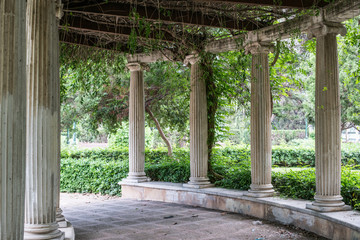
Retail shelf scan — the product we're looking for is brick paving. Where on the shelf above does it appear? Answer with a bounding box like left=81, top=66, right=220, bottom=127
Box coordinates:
left=60, top=193, right=326, bottom=240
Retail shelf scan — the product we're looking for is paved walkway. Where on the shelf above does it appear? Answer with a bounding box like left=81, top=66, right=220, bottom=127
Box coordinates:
left=60, top=193, right=326, bottom=240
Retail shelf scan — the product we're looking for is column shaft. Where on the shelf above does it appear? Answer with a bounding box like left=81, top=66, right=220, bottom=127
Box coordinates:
left=25, top=0, right=64, bottom=239
left=122, top=63, right=148, bottom=183
left=184, top=55, right=212, bottom=188
left=306, top=26, right=350, bottom=212
left=54, top=2, right=66, bottom=228
left=0, top=1, right=26, bottom=239
left=246, top=43, right=274, bottom=197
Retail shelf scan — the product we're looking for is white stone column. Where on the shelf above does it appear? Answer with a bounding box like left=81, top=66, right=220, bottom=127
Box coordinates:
left=245, top=42, right=275, bottom=198
left=183, top=54, right=213, bottom=188
left=0, top=1, right=27, bottom=239
left=24, top=0, right=65, bottom=239
left=306, top=22, right=351, bottom=212
left=54, top=0, right=67, bottom=228
left=122, top=62, right=149, bottom=183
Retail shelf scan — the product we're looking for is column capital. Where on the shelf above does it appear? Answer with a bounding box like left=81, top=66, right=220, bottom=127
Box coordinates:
left=307, top=21, right=346, bottom=39
left=184, top=52, right=200, bottom=65
left=55, top=0, right=63, bottom=20
left=126, top=62, right=149, bottom=72
left=245, top=42, right=274, bottom=55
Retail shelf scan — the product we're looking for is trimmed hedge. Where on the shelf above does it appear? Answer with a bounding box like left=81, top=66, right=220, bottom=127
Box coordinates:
left=60, top=156, right=360, bottom=210
left=61, top=145, right=360, bottom=167
left=60, top=146, right=360, bottom=209
left=61, top=158, right=128, bottom=195
left=146, top=160, right=190, bottom=183
left=61, top=147, right=189, bottom=164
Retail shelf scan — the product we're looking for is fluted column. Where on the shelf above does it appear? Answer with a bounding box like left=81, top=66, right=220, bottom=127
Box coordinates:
left=245, top=42, right=275, bottom=198
left=122, top=62, right=149, bottom=183
left=0, top=1, right=27, bottom=239
left=306, top=22, right=351, bottom=212
left=183, top=53, right=213, bottom=188
left=54, top=0, right=67, bottom=228
left=24, top=0, right=65, bottom=239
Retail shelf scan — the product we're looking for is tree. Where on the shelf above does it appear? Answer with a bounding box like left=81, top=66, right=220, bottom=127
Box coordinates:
left=60, top=45, right=191, bottom=154
left=296, top=17, right=360, bottom=131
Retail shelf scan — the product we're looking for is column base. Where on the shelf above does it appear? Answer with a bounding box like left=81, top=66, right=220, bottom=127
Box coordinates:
left=183, top=177, right=214, bottom=189
left=24, top=222, right=65, bottom=240
left=244, top=184, right=275, bottom=198
left=120, top=172, right=150, bottom=184
left=56, top=208, right=67, bottom=228
left=60, top=222, right=75, bottom=240
left=306, top=195, right=352, bottom=212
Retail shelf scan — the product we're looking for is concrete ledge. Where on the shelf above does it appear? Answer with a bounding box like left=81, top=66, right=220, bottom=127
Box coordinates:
left=121, top=181, right=360, bottom=240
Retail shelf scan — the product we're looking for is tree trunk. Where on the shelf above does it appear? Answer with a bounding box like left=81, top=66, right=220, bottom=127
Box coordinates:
left=146, top=106, right=173, bottom=156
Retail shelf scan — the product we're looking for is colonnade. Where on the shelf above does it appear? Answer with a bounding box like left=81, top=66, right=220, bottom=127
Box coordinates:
left=124, top=19, right=351, bottom=212
left=0, top=0, right=65, bottom=239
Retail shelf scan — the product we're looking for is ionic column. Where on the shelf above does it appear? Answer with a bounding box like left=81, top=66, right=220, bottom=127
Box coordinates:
left=24, top=0, right=65, bottom=239
left=122, top=62, right=149, bottom=183
left=0, top=1, right=27, bottom=239
left=183, top=53, right=213, bottom=188
left=245, top=42, right=275, bottom=198
left=306, top=22, right=351, bottom=212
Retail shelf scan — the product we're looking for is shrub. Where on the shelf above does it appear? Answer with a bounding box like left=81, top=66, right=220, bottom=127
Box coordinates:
left=145, top=160, right=190, bottom=183
left=272, top=169, right=316, bottom=199
left=60, top=146, right=360, bottom=210
left=272, top=146, right=315, bottom=167
left=60, top=158, right=128, bottom=195
left=272, top=129, right=306, bottom=145
left=341, top=166, right=360, bottom=209
left=61, top=144, right=360, bottom=168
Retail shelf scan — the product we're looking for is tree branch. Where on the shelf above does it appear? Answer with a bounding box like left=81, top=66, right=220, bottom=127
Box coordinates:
left=145, top=106, right=173, bottom=156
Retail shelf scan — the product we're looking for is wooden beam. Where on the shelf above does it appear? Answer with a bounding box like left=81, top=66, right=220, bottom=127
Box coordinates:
left=192, top=0, right=330, bottom=8
left=61, top=15, right=177, bottom=43
left=59, top=30, right=130, bottom=52
left=63, top=2, right=267, bottom=30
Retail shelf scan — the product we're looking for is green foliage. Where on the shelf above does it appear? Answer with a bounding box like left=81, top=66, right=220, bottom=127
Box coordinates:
left=272, top=169, right=316, bottom=199
left=272, top=145, right=315, bottom=166
left=145, top=161, right=190, bottom=183
left=60, top=147, right=360, bottom=209
left=108, top=122, right=154, bottom=148
left=61, top=146, right=190, bottom=164
left=212, top=152, right=252, bottom=190
left=108, top=123, right=129, bottom=148
left=272, top=167, right=360, bottom=210
left=200, top=50, right=251, bottom=160
left=341, top=164, right=360, bottom=209
left=299, top=17, right=360, bottom=129
left=60, top=158, right=128, bottom=195
left=60, top=148, right=191, bottom=195
left=272, top=129, right=306, bottom=145
left=144, top=61, right=190, bottom=134
left=61, top=144, right=360, bottom=168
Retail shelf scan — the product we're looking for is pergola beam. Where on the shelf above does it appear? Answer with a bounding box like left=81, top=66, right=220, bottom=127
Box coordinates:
left=325, top=0, right=360, bottom=22
left=59, top=30, right=130, bottom=52
left=192, top=0, right=329, bottom=8
left=127, top=50, right=175, bottom=63
left=60, top=15, right=177, bottom=43
left=63, top=2, right=266, bottom=30
left=206, top=0, right=360, bottom=53
left=60, top=0, right=360, bottom=54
